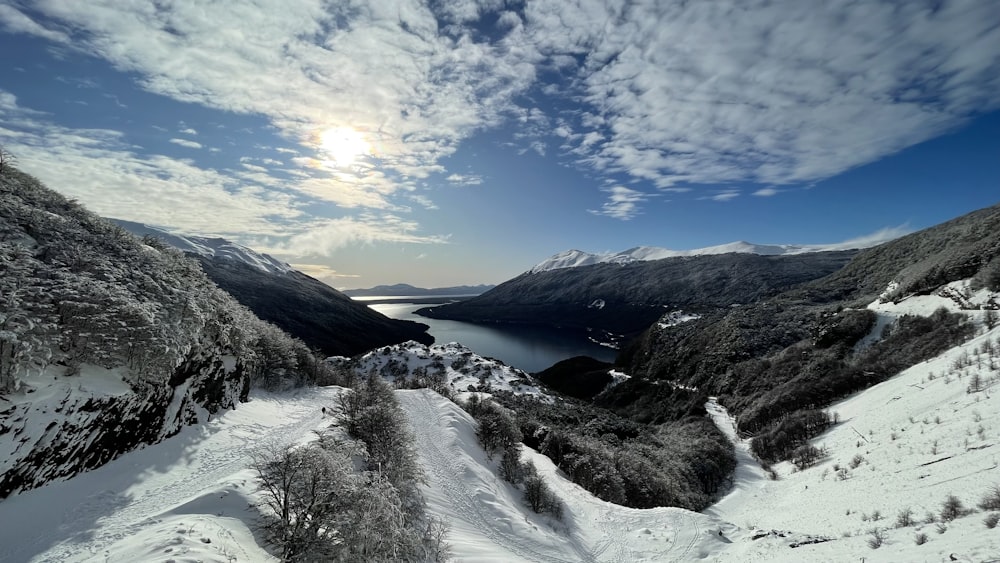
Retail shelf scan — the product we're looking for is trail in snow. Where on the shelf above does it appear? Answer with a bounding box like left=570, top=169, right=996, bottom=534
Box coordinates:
left=397, top=389, right=577, bottom=563
left=703, top=397, right=769, bottom=519
left=398, top=389, right=736, bottom=563
left=0, top=388, right=341, bottom=563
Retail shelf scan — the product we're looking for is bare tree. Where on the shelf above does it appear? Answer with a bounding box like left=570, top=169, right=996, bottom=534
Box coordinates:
left=252, top=443, right=356, bottom=561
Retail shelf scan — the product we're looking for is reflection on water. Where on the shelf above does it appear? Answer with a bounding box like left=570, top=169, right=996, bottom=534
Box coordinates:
left=370, top=302, right=617, bottom=373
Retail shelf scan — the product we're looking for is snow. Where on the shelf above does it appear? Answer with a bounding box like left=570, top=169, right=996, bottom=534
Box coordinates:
left=111, top=219, right=291, bottom=275
left=530, top=239, right=874, bottom=273
left=4, top=281, right=1000, bottom=562
left=328, top=340, right=549, bottom=399
left=0, top=388, right=341, bottom=562
left=702, top=283, right=1000, bottom=562
left=657, top=310, right=702, bottom=329
left=398, top=389, right=740, bottom=562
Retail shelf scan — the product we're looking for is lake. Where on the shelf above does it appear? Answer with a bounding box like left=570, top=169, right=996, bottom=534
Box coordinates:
left=368, top=302, right=618, bottom=373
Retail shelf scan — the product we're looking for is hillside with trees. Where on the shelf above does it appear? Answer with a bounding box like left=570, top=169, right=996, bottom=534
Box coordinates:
left=416, top=251, right=856, bottom=343
left=613, top=201, right=1000, bottom=459
left=0, top=166, right=328, bottom=497
left=111, top=220, right=433, bottom=357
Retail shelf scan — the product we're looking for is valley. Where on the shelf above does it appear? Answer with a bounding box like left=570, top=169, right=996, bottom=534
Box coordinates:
left=3, top=166, right=1000, bottom=562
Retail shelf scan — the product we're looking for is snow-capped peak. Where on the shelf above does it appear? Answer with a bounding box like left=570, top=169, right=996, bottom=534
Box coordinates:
left=530, top=240, right=853, bottom=273
left=111, top=219, right=291, bottom=275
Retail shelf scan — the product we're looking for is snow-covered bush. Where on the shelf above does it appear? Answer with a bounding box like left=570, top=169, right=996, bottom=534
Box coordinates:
left=985, top=513, right=1000, bottom=529
left=940, top=494, right=965, bottom=522
left=978, top=484, right=1000, bottom=511
left=895, top=507, right=915, bottom=528
left=866, top=528, right=886, bottom=549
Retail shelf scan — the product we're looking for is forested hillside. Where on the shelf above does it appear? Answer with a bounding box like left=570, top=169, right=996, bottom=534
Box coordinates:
left=112, top=219, right=433, bottom=357
left=616, top=201, right=1000, bottom=456
left=417, top=251, right=856, bottom=342
left=0, top=167, right=327, bottom=497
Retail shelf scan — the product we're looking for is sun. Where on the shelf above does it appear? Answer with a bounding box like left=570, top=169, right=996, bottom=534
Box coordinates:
left=318, top=127, right=371, bottom=167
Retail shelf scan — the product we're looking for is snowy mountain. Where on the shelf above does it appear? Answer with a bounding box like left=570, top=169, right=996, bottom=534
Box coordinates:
left=3, top=310, right=998, bottom=561
left=530, top=240, right=866, bottom=274
left=419, top=250, right=856, bottom=343
left=110, top=218, right=291, bottom=275
left=113, top=220, right=433, bottom=357
left=0, top=167, right=324, bottom=499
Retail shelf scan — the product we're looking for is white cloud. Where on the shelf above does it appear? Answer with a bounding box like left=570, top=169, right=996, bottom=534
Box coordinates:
left=2, top=0, right=997, bottom=223
left=589, top=186, right=652, bottom=220
left=168, top=138, right=203, bottom=149
left=288, top=263, right=360, bottom=281
left=704, top=190, right=740, bottom=202
left=446, top=173, right=483, bottom=186
left=179, top=127, right=198, bottom=135
left=0, top=4, right=69, bottom=43
left=3, top=0, right=540, bottom=212
left=0, top=121, right=299, bottom=237
left=821, top=225, right=912, bottom=250
left=276, top=214, right=450, bottom=257
left=753, top=188, right=779, bottom=197
left=527, top=0, right=1000, bottom=194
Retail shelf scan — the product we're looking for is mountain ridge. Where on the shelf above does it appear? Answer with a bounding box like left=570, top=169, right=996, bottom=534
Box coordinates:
left=530, top=239, right=891, bottom=274
left=113, top=220, right=433, bottom=357
left=109, top=218, right=292, bottom=275
left=419, top=250, right=858, bottom=343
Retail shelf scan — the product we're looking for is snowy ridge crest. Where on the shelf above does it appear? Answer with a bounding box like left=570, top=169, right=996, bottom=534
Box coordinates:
left=530, top=240, right=857, bottom=273
left=111, top=219, right=291, bottom=275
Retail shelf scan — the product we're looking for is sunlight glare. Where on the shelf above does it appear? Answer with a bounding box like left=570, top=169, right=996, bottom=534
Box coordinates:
left=318, top=127, right=371, bottom=167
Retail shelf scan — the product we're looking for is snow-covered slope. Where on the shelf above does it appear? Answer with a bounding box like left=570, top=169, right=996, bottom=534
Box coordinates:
left=703, top=281, right=1000, bottom=562
left=530, top=240, right=867, bottom=273
left=111, top=219, right=291, bottom=274
left=0, top=388, right=340, bottom=562
left=4, top=283, right=999, bottom=561
left=400, top=389, right=743, bottom=562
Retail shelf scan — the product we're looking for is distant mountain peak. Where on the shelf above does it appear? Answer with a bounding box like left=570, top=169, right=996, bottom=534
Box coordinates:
left=343, top=283, right=495, bottom=297
left=110, top=219, right=291, bottom=275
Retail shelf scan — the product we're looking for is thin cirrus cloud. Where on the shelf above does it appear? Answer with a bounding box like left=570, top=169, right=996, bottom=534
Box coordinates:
left=589, top=186, right=653, bottom=220
left=168, top=138, right=203, bottom=150
left=1, top=0, right=997, bottom=229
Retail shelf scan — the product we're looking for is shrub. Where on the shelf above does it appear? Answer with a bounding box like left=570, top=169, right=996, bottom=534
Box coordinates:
left=790, top=444, right=824, bottom=470
left=985, top=513, right=1000, bottom=529
left=498, top=446, right=527, bottom=484
left=979, top=484, right=1000, bottom=511
left=866, top=528, right=886, bottom=549
left=523, top=469, right=562, bottom=519
left=749, top=409, right=832, bottom=463
left=914, top=532, right=928, bottom=545
left=895, top=507, right=914, bottom=528
left=940, top=495, right=965, bottom=522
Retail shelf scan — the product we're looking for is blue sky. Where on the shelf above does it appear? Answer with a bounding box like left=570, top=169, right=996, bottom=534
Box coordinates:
left=1, top=1, right=998, bottom=289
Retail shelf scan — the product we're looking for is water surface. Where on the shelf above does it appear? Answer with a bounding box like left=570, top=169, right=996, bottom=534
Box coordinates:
left=370, top=302, right=617, bottom=373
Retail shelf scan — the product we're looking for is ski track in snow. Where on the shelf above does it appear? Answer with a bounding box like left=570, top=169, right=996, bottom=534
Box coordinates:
left=1, top=389, right=338, bottom=563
